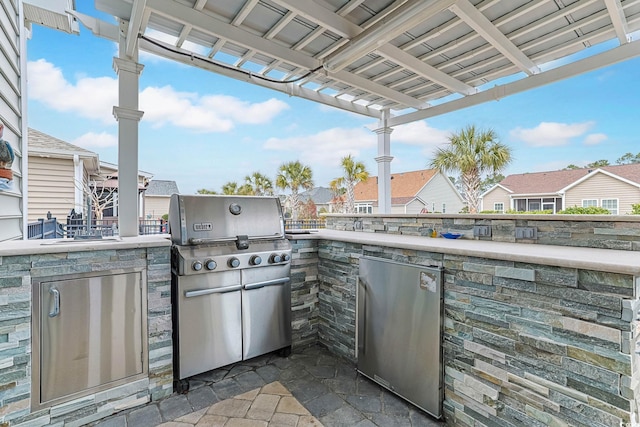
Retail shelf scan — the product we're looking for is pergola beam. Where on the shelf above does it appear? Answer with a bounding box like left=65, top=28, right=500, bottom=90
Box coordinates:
left=604, top=0, right=631, bottom=44
left=125, top=0, right=147, bottom=58
left=449, top=0, right=540, bottom=75
left=389, top=39, right=640, bottom=127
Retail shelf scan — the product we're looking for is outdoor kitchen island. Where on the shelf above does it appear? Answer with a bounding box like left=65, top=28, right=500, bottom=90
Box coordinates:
left=0, top=235, right=173, bottom=427
left=287, top=214, right=640, bottom=427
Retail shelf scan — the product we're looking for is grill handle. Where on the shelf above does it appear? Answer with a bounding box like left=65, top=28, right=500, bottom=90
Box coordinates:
left=184, top=284, right=242, bottom=298
left=243, top=277, right=290, bottom=291
left=188, top=234, right=282, bottom=245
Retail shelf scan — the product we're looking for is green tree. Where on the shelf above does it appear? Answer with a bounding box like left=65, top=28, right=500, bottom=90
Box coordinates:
left=587, top=159, right=609, bottom=168
left=197, top=188, right=218, bottom=194
left=429, top=125, right=512, bottom=214
left=563, top=164, right=581, bottom=170
left=480, top=173, right=505, bottom=193
left=222, top=181, right=240, bottom=195
left=616, top=152, right=640, bottom=165
left=276, top=161, right=314, bottom=219
left=244, top=172, right=274, bottom=196
left=330, top=155, right=369, bottom=214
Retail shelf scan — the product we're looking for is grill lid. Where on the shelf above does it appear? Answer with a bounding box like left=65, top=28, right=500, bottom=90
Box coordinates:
left=169, top=194, right=286, bottom=245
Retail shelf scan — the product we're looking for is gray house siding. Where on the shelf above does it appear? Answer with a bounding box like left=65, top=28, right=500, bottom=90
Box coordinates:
left=0, top=0, right=25, bottom=241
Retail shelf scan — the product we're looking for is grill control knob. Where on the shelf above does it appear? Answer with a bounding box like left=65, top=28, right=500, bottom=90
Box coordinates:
left=192, top=261, right=203, bottom=271
left=281, top=253, right=291, bottom=262
left=205, top=259, right=217, bottom=270
left=269, top=254, right=283, bottom=264
left=228, top=257, right=241, bottom=268
left=250, top=255, right=262, bottom=266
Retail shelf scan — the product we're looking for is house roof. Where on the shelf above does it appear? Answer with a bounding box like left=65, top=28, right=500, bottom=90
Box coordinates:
left=299, top=187, right=334, bottom=205
left=497, top=164, right=640, bottom=195
left=28, top=128, right=99, bottom=171
left=145, top=180, right=180, bottom=197
left=354, top=169, right=437, bottom=202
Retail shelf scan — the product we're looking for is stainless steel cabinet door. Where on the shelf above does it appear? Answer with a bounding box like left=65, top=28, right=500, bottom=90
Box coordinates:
left=357, top=257, right=443, bottom=418
left=176, top=270, right=242, bottom=378
left=39, top=272, right=144, bottom=404
left=242, top=265, right=291, bottom=360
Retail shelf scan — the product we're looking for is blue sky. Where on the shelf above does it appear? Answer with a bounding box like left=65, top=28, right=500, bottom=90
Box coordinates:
left=25, top=4, right=640, bottom=195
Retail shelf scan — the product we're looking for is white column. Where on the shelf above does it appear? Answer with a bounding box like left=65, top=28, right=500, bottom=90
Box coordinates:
left=113, top=21, right=144, bottom=237
left=373, top=109, right=393, bottom=214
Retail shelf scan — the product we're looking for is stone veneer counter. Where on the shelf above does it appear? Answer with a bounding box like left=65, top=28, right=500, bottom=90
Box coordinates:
left=0, top=236, right=173, bottom=427
left=287, top=229, right=640, bottom=427
left=287, top=229, right=640, bottom=275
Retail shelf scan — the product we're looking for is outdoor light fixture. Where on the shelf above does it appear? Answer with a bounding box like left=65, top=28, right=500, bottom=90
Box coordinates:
left=323, top=0, right=455, bottom=73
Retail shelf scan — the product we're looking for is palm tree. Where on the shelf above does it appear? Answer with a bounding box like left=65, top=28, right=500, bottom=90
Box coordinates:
left=331, top=155, right=369, bottom=213
left=429, top=125, right=512, bottom=213
left=221, top=181, right=240, bottom=195
left=275, top=161, right=314, bottom=219
left=244, top=172, right=274, bottom=196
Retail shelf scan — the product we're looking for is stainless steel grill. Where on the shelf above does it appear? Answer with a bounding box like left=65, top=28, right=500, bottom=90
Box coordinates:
left=169, top=194, right=292, bottom=392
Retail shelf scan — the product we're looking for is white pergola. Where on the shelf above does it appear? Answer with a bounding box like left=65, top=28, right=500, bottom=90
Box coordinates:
left=24, top=0, right=640, bottom=236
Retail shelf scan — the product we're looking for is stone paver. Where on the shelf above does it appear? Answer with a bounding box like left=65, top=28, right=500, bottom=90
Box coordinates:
left=90, top=345, right=445, bottom=427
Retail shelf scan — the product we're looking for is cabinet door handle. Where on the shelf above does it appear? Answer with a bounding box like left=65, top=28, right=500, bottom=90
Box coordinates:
left=49, top=288, right=60, bottom=318
left=357, top=277, right=367, bottom=354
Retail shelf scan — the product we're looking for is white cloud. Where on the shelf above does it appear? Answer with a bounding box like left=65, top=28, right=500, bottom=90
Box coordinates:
left=583, top=133, right=607, bottom=146
left=72, top=132, right=118, bottom=148
left=28, top=59, right=118, bottom=124
left=27, top=59, right=289, bottom=132
left=263, top=127, right=374, bottom=166
left=509, top=121, right=595, bottom=147
left=391, top=121, right=450, bottom=147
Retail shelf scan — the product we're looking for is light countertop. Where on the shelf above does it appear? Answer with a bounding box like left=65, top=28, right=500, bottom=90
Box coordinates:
left=287, top=229, right=640, bottom=275
left=0, top=234, right=172, bottom=257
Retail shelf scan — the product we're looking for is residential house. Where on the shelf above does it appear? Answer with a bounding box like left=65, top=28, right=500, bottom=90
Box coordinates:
left=353, top=169, right=465, bottom=214
left=27, top=128, right=153, bottom=224
left=144, top=180, right=179, bottom=220
left=27, top=128, right=100, bottom=222
left=95, top=161, right=153, bottom=219
left=298, top=187, right=335, bottom=215
left=481, top=164, right=640, bottom=214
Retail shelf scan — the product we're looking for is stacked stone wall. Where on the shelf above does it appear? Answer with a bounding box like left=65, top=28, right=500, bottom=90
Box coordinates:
left=313, top=238, right=640, bottom=426
left=0, top=247, right=172, bottom=427
left=325, top=215, right=640, bottom=251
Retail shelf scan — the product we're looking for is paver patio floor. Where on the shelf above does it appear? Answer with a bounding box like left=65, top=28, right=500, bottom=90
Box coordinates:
left=93, top=345, right=445, bottom=427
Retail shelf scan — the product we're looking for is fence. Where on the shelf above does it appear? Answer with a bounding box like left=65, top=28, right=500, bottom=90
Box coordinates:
left=27, top=217, right=64, bottom=239
left=27, top=217, right=168, bottom=239
left=284, top=218, right=326, bottom=230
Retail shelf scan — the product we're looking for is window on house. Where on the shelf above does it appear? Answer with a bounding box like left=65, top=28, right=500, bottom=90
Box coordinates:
left=528, top=199, right=541, bottom=211
left=542, top=198, right=555, bottom=211
left=355, top=203, right=372, bottom=214
left=601, top=199, right=618, bottom=215
left=582, top=199, right=598, bottom=208
left=515, top=199, right=527, bottom=211
left=494, top=202, right=504, bottom=213
left=441, top=203, right=446, bottom=213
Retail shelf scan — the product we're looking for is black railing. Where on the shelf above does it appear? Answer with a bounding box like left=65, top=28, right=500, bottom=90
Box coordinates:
left=284, top=218, right=326, bottom=230
left=27, top=217, right=169, bottom=239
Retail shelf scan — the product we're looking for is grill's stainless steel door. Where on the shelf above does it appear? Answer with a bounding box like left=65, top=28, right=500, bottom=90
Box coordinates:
left=241, top=265, right=292, bottom=360
left=357, top=257, right=443, bottom=418
left=176, top=270, right=242, bottom=378
left=38, top=272, right=144, bottom=404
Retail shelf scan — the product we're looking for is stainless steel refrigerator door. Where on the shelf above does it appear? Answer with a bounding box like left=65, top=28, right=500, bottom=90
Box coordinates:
left=357, top=257, right=443, bottom=418
left=241, top=265, right=292, bottom=360
left=38, top=271, right=144, bottom=405
left=177, top=270, right=242, bottom=378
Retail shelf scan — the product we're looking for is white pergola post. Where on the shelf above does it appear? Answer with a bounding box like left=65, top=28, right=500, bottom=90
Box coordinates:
left=113, top=21, right=144, bottom=237
left=374, top=109, right=393, bottom=214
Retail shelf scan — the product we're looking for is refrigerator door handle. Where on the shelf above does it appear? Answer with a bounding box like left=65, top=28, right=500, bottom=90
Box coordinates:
left=184, top=284, right=242, bottom=298
left=49, top=288, right=60, bottom=318
left=357, top=276, right=367, bottom=354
